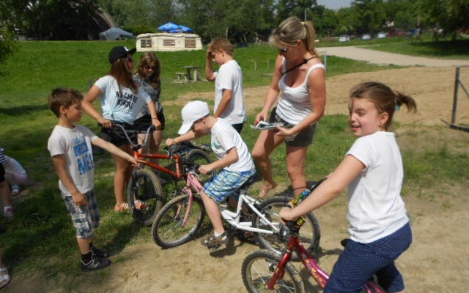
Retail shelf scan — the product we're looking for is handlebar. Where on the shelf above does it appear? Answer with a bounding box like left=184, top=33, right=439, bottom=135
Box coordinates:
left=283, top=178, right=327, bottom=233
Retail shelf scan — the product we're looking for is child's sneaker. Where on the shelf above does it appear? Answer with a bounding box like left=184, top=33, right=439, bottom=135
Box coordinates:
left=3, top=207, right=13, bottom=220
left=91, top=246, right=110, bottom=258
left=200, top=231, right=229, bottom=249
left=81, top=257, right=111, bottom=272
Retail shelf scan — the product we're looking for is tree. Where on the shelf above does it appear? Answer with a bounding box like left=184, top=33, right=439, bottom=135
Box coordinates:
left=178, top=0, right=274, bottom=43
left=4, top=0, right=110, bottom=40
left=311, top=5, right=340, bottom=38
left=351, top=0, right=386, bottom=35
left=0, top=0, right=17, bottom=70
left=276, top=0, right=319, bottom=23
left=421, top=0, right=469, bottom=39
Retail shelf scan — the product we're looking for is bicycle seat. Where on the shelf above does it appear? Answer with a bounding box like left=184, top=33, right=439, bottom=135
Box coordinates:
left=167, top=142, right=193, bottom=157
left=239, top=173, right=262, bottom=192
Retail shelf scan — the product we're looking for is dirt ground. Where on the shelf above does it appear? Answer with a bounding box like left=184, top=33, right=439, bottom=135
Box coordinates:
left=5, top=66, right=469, bottom=293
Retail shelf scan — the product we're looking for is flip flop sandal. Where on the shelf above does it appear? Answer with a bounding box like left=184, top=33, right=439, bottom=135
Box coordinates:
left=114, top=202, right=130, bottom=212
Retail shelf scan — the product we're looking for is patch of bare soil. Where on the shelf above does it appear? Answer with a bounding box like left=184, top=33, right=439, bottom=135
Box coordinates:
left=174, top=67, right=468, bottom=127
left=4, top=67, right=469, bottom=293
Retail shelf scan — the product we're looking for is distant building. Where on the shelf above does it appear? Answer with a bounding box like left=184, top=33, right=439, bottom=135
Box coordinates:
left=136, top=33, right=203, bottom=52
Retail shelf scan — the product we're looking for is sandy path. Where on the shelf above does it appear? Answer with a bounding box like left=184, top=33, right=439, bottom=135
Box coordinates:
left=4, top=51, right=469, bottom=293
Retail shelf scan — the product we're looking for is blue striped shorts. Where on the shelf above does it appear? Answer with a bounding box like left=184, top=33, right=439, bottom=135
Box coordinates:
left=325, top=222, right=412, bottom=293
left=203, top=169, right=256, bottom=203
left=63, top=189, right=101, bottom=239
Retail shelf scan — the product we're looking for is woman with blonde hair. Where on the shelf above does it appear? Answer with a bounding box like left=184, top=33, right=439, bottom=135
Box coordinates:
left=252, top=16, right=326, bottom=198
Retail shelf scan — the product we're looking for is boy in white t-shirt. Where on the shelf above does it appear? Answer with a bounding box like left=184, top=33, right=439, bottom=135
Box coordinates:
left=47, top=88, right=139, bottom=271
left=166, top=101, right=256, bottom=249
left=205, top=39, right=246, bottom=133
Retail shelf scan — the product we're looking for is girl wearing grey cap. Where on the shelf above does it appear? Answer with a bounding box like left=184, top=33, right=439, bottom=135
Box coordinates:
left=82, top=46, right=161, bottom=212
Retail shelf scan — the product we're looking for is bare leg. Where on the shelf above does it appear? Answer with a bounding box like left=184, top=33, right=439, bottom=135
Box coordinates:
left=285, top=145, right=308, bottom=196
left=77, top=238, right=92, bottom=254
left=251, top=130, right=283, bottom=197
left=199, top=191, right=224, bottom=234
left=150, top=130, right=163, bottom=164
left=0, top=180, right=11, bottom=208
left=112, top=144, right=132, bottom=210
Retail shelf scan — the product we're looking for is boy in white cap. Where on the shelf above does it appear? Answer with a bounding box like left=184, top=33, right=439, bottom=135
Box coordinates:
left=166, top=100, right=256, bottom=249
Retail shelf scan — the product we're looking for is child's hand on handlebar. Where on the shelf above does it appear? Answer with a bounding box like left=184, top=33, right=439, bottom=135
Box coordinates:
left=127, top=156, right=143, bottom=167
left=279, top=206, right=296, bottom=223
left=98, top=118, right=113, bottom=128
left=165, top=138, right=176, bottom=147
left=198, top=164, right=212, bottom=175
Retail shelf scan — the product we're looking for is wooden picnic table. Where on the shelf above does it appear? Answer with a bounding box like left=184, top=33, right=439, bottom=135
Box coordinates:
left=182, top=65, right=201, bottom=81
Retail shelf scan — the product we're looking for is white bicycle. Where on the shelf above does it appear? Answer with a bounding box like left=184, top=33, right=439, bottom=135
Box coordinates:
left=151, top=167, right=321, bottom=257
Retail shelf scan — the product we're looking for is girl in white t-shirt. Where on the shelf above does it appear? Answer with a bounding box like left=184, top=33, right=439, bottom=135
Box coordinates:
left=82, top=46, right=160, bottom=212
left=280, top=82, right=417, bottom=293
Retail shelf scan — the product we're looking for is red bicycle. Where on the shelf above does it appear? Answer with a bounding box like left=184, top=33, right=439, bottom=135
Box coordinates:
left=111, top=123, right=213, bottom=226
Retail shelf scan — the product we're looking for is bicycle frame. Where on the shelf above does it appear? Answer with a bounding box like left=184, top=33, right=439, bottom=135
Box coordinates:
left=112, top=123, right=187, bottom=180
left=135, top=151, right=184, bottom=179
left=266, top=231, right=385, bottom=293
left=221, top=192, right=279, bottom=234
left=180, top=173, right=281, bottom=235
left=173, top=172, right=204, bottom=227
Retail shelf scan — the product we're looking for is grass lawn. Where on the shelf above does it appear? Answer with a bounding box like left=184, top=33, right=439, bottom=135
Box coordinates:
left=0, top=38, right=468, bottom=289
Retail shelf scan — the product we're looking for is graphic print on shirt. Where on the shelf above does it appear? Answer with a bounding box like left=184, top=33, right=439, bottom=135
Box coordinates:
left=72, top=136, right=94, bottom=175
left=115, top=91, right=139, bottom=109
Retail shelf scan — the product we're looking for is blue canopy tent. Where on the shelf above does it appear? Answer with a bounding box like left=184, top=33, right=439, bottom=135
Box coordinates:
left=157, top=22, right=179, bottom=32
left=169, top=25, right=194, bottom=33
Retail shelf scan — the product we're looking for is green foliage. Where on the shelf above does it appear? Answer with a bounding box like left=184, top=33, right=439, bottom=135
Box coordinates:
left=0, top=27, right=16, bottom=73
left=0, top=40, right=468, bottom=288
left=421, top=0, right=469, bottom=38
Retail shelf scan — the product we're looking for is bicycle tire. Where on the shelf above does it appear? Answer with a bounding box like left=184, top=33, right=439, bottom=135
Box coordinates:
left=151, top=193, right=206, bottom=249
left=185, top=149, right=214, bottom=183
left=253, top=196, right=321, bottom=260
left=242, top=249, right=304, bottom=293
left=127, top=169, right=165, bottom=226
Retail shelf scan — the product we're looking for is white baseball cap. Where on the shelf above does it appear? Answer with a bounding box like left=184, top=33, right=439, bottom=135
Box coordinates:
left=178, top=100, right=210, bottom=135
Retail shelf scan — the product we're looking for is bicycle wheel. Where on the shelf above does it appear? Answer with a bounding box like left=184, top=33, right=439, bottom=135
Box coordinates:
left=185, top=149, right=214, bottom=184
left=127, top=169, right=165, bottom=226
left=253, top=196, right=321, bottom=260
left=151, top=193, right=205, bottom=249
left=242, top=249, right=304, bottom=293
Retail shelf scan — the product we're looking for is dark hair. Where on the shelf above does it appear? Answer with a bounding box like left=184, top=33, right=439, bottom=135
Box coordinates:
left=208, top=38, right=234, bottom=56
left=109, top=56, right=138, bottom=94
left=49, top=88, right=83, bottom=118
left=349, top=82, right=417, bottom=130
left=269, top=16, right=318, bottom=56
left=136, top=52, right=161, bottom=88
